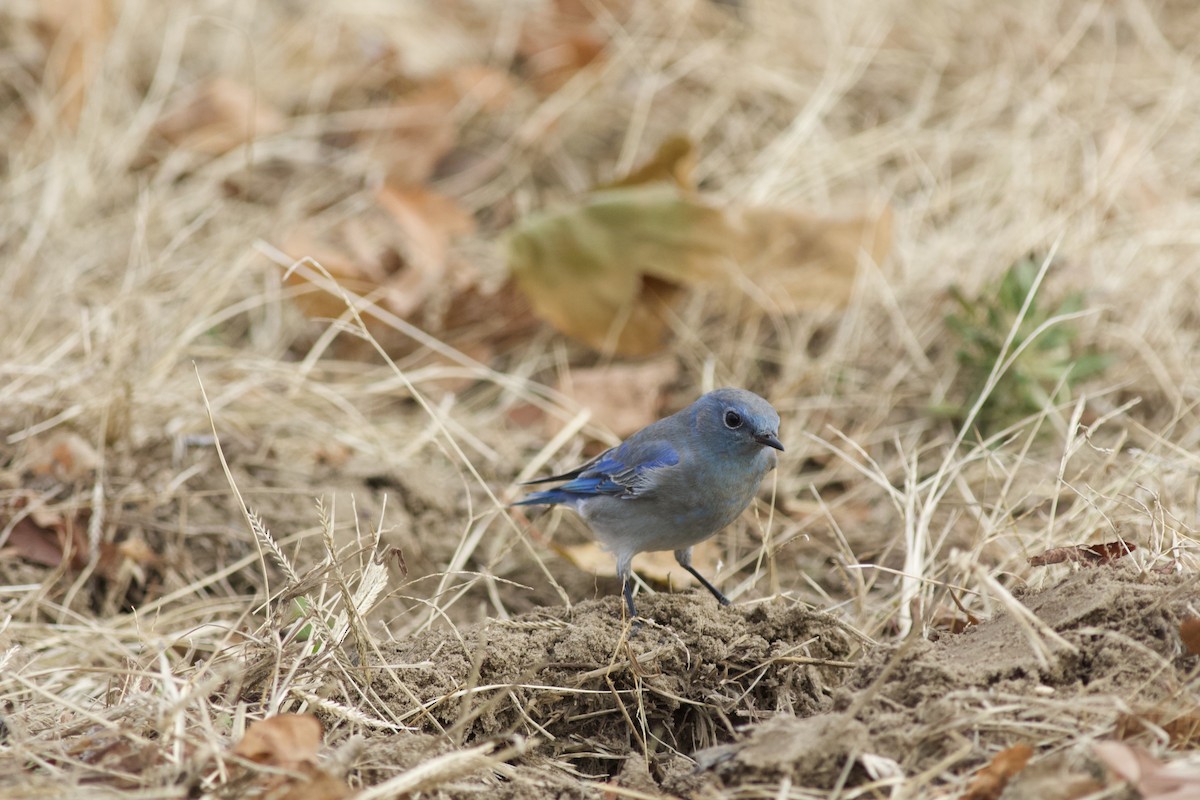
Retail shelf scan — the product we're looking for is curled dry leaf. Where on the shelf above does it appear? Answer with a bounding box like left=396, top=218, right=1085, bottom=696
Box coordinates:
left=96, top=535, right=159, bottom=583
left=1117, top=709, right=1200, bottom=750
left=377, top=546, right=408, bottom=577
left=736, top=205, right=893, bottom=314
left=233, top=714, right=323, bottom=767
left=6, top=516, right=72, bottom=567
left=283, top=171, right=538, bottom=362
left=506, top=136, right=892, bottom=355
left=153, top=78, right=284, bottom=156
left=516, top=0, right=626, bottom=93
left=507, top=183, right=730, bottom=356
left=282, top=182, right=508, bottom=360
left=1095, top=741, right=1200, bottom=799
left=1180, top=617, right=1200, bottom=656
left=35, top=0, right=114, bottom=127
left=1029, top=541, right=1137, bottom=567
left=3, top=507, right=89, bottom=569
left=20, top=431, right=100, bottom=481
left=338, top=65, right=513, bottom=186
left=233, top=714, right=351, bottom=800
left=555, top=359, right=678, bottom=438
left=63, top=725, right=161, bottom=785
left=961, top=744, right=1033, bottom=800
left=280, top=62, right=516, bottom=357
left=234, top=714, right=352, bottom=800
left=373, top=183, right=476, bottom=315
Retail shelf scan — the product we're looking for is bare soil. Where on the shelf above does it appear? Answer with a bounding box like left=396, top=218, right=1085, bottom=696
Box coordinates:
left=319, top=567, right=1195, bottom=798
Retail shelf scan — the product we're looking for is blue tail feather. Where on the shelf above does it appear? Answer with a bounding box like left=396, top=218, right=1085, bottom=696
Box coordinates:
left=512, top=489, right=573, bottom=507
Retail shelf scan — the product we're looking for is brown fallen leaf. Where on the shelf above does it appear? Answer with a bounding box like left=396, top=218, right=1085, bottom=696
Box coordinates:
left=993, top=750, right=1104, bottom=800
left=555, top=360, right=678, bottom=438
left=377, top=546, right=408, bottom=578
left=736, top=205, right=893, bottom=315
left=373, top=182, right=476, bottom=315
left=1117, top=708, right=1200, bottom=750
left=35, top=0, right=114, bottom=127
left=20, top=431, right=100, bottom=481
left=234, top=714, right=322, bottom=767
left=6, top=517, right=68, bottom=567
left=282, top=162, right=539, bottom=363
left=153, top=78, right=284, bottom=156
left=1095, top=741, right=1200, bottom=799
left=265, top=765, right=354, bottom=800
left=96, top=535, right=159, bottom=582
left=930, top=590, right=982, bottom=635
left=233, top=714, right=351, bottom=800
left=1029, top=541, right=1137, bottom=567
left=341, top=65, right=513, bottom=186
left=506, top=402, right=546, bottom=429
left=3, top=509, right=89, bottom=569
left=516, top=0, right=626, bottom=94
left=61, top=725, right=162, bottom=787
left=1181, top=617, right=1200, bottom=656
left=281, top=184, right=477, bottom=352
left=961, top=744, right=1033, bottom=800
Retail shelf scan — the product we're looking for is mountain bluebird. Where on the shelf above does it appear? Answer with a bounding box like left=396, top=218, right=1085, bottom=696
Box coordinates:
left=515, top=387, right=784, bottom=618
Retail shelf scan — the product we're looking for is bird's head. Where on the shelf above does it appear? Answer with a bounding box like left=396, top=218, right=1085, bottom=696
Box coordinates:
left=692, top=388, right=784, bottom=456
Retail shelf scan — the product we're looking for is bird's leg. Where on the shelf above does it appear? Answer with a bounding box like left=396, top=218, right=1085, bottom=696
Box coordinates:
left=623, top=577, right=639, bottom=620
left=675, top=548, right=731, bottom=606
left=616, top=554, right=639, bottom=619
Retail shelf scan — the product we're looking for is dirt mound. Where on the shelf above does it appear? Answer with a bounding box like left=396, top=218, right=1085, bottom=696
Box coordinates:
left=347, top=569, right=1196, bottom=797
left=360, top=593, right=859, bottom=787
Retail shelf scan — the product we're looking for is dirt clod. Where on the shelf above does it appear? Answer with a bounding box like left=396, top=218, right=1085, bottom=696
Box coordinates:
left=362, top=594, right=855, bottom=781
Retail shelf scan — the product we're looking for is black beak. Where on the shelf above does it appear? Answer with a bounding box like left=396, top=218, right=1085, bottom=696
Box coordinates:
left=754, top=432, right=785, bottom=451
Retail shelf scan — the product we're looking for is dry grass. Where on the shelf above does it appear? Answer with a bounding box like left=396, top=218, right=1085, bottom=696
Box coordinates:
left=2, top=0, right=1200, bottom=797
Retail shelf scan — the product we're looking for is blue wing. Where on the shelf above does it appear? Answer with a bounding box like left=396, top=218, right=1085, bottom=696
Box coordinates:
left=514, top=440, right=680, bottom=507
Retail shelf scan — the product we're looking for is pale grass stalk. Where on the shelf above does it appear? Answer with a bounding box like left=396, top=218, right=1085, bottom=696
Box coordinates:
left=196, top=366, right=279, bottom=621
left=273, top=255, right=570, bottom=619
left=354, top=738, right=530, bottom=800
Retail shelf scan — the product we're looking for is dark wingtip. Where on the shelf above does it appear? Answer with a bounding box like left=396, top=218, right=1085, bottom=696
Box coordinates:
left=512, top=490, right=567, bottom=508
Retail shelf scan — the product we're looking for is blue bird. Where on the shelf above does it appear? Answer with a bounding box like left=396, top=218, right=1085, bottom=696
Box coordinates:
left=515, top=387, right=784, bottom=619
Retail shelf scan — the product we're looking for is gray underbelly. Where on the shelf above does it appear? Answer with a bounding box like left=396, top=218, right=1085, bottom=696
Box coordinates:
left=578, top=492, right=751, bottom=555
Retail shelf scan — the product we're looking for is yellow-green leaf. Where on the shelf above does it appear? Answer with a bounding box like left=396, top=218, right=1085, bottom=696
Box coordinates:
left=507, top=182, right=736, bottom=355
left=506, top=137, right=892, bottom=355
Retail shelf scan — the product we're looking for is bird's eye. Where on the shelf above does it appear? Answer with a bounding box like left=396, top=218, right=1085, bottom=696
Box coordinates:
left=724, top=410, right=743, bottom=429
